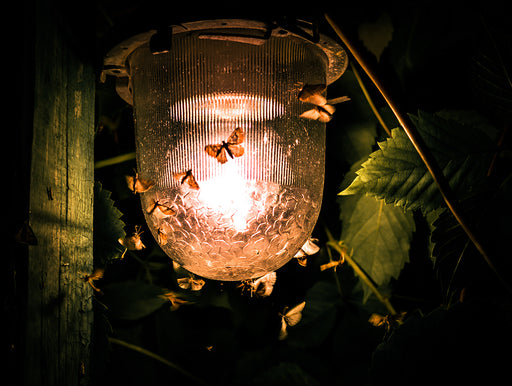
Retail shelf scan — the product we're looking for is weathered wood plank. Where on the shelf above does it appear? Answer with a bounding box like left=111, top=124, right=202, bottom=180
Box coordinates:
left=25, top=0, right=95, bottom=384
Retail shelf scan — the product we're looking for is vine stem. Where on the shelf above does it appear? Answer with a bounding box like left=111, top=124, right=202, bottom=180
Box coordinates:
left=108, top=337, right=209, bottom=385
left=325, top=228, right=397, bottom=315
left=324, top=13, right=512, bottom=296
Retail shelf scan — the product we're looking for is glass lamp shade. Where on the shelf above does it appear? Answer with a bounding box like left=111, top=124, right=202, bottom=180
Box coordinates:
left=104, top=20, right=347, bottom=281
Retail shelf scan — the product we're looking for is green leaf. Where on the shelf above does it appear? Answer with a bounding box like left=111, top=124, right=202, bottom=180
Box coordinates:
left=93, top=181, right=126, bottom=265
left=358, top=13, right=393, bottom=62
left=102, top=281, right=167, bottom=320
left=245, top=362, right=319, bottom=386
left=340, top=110, right=495, bottom=213
left=340, top=193, right=415, bottom=302
left=286, top=281, right=340, bottom=348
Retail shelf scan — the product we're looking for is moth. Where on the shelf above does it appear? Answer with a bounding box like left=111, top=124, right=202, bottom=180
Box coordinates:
left=126, top=172, right=155, bottom=194
left=156, top=227, right=168, bottom=245
left=173, top=169, right=200, bottom=190
left=177, top=276, right=206, bottom=291
left=293, top=238, right=320, bottom=267
left=298, top=84, right=350, bottom=123
left=147, top=200, right=176, bottom=218
left=239, top=272, right=277, bottom=298
left=160, top=291, right=190, bottom=311
left=80, top=268, right=104, bottom=293
left=204, top=127, right=245, bottom=164
left=368, top=311, right=407, bottom=333
left=279, top=301, right=306, bottom=340
left=118, top=225, right=145, bottom=250
left=15, top=219, right=38, bottom=245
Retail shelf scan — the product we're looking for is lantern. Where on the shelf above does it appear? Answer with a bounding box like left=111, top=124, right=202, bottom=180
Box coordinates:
left=103, top=19, right=347, bottom=281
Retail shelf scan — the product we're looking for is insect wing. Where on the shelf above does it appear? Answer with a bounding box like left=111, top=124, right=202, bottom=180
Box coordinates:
left=227, top=144, right=244, bottom=158
left=327, top=95, right=351, bottom=105
left=126, top=173, right=154, bottom=193
left=227, top=127, right=245, bottom=145
left=177, top=277, right=192, bottom=290
left=298, top=84, right=327, bottom=106
left=184, top=171, right=200, bottom=190
left=317, top=106, right=334, bottom=123
left=301, top=238, right=320, bottom=255
left=157, top=228, right=168, bottom=245
left=173, top=170, right=200, bottom=189
left=205, top=144, right=228, bottom=164
left=278, top=317, right=289, bottom=340
left=190, top=278, right=205, bottom=291
left=299, top=108, right=321, bottom=121
left=284, top=301, right=306, bottom=327
left=253, top=271, right=277, bottom=297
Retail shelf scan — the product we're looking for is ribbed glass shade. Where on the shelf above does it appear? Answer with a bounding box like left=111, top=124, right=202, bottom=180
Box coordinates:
left=116, top=21, right=346, bottom=280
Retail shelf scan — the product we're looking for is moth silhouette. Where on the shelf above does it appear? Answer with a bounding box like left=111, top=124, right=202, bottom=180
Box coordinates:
left=15, top=219, right=38, bottom=245
left=205, top=127, right=245, bottom=164
left=147, top=200, right=176, bottom=218
left=294, top=237, right=320, bottom=267
left=156, top=227, right=168, bottom=245
left=118, top=225, right=145, bottom=251
left=279, top=301, right=306, bottom=340
left=126, top=172, right=155, bottom=194
left=298, top=84, right=350, bottom=123
left=173, top=169, right=200, bottom=190
left=238, top=271, right=277, bottom=298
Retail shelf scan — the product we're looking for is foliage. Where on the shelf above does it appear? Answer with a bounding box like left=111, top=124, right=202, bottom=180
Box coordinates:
left=92, top=4, right=512, bottom=386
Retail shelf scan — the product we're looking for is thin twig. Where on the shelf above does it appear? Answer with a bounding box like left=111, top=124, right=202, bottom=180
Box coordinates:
left=324, top=228, right=397, bottom=315
left=108, top=337, right=209, bottom=385
left=350, top=62, right=392, bottom=137
left=325, top=13, right=512, bottom=296
left=94, top=151, right=136, bottom=169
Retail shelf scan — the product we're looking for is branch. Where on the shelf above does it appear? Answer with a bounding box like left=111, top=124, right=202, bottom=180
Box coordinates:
left=325, top=13, right=512, bottom=296
left=108, top=337, right=209, bottom=385
left=324, top=228, right=397, bottom=315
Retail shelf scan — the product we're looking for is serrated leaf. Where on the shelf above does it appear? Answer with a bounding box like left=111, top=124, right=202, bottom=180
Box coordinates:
left=94, top=181, right=126, bottom=265
left=340, top=110, right=495, bottom=213
left=358, top=13, right=393, bottom=62
left=286, top=281, right=340, bottom=348
left=102, top=281, right=168, bottom=320
left=340, top=194, right=415, bottom=302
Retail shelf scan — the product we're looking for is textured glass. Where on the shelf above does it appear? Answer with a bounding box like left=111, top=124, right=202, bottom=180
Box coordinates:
left=130, top=33, right=328, bottom=280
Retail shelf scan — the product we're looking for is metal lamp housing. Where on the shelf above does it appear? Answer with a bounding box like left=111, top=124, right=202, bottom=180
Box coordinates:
left=103, top=19, right=347, bottom=281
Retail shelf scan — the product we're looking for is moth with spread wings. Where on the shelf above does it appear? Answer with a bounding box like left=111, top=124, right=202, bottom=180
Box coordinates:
left=298, top=83, right=350, bottom=123
left=204, top=127, right=245, bottom=164
left=173, top=169, right=200, bottom=190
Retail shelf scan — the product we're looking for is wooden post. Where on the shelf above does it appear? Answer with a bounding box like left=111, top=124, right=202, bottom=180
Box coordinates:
left=18, top=0, right=95, bottom=384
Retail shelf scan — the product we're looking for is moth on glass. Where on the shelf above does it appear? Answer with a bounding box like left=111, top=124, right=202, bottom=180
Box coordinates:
left=156, top=227, right=168, bottom=245
left=298, top=84, right=350, bottom=123
left=126, top=172, right=155, bottom=194
left=15, top=219, right=38, bottom=245
left=204, top=127, right=245, bottom=164
left=298, top=84, right=328, bottom=105
left=118, top=225, right=145, bottom=250
left=80, top=268, right=104, bottom=293
left=147, top=200, right=176, bottom=218
left=299, top=105, right=336, bottom=123
left=294, top=237, right=320, bottom=267
left=279, top=301, right=306, bottom=340
left=173, top=169, right=200, bottom=190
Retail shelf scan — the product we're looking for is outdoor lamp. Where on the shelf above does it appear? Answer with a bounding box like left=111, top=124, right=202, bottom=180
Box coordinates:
left=103, top=19, right=347, bottom=281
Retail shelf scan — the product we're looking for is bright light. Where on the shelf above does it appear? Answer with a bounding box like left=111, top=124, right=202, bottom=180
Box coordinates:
left=170, top=93, right=284, bottom=123
left=197, top=162, right=255, bottom=232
